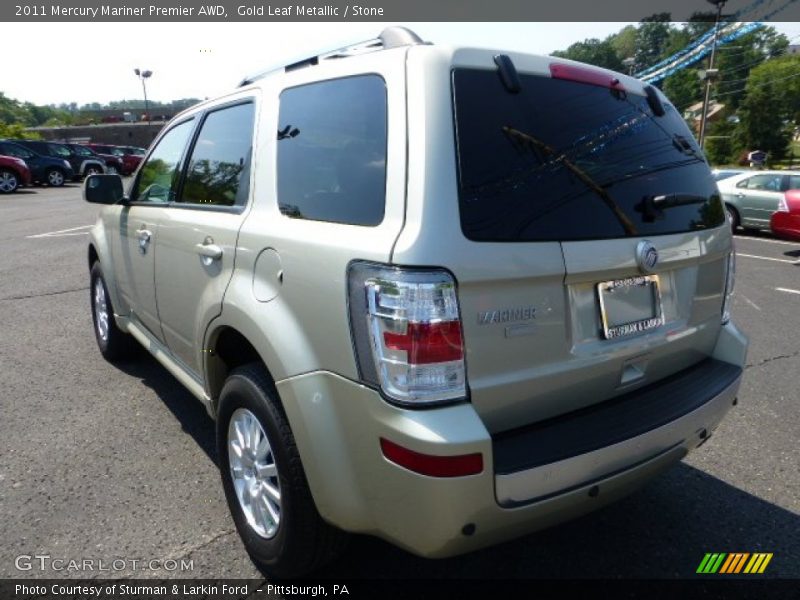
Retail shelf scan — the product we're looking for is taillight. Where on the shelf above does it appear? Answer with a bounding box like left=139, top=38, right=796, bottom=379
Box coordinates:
left=777, top=194, right=790, bottom=213
left=348, top=262, right=467, bottom=406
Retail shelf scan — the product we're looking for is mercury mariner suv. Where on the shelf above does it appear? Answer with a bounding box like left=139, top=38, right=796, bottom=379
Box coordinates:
left=83, top=27, right=748, bottom=576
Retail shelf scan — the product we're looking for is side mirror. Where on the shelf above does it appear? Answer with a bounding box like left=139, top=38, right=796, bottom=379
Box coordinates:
left=84, top=174, right=124, bottom=204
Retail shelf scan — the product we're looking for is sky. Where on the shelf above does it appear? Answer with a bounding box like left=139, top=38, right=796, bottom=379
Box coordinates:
left=3, top=21, right=800, bottom=106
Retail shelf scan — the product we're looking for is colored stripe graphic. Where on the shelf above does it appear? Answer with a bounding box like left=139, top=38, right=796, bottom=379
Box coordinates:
left=699, top=553, right=773, bottom=574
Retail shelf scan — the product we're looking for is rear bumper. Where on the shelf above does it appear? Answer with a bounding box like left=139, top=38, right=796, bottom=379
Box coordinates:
left=277, top=323, right=746, bottom=558
left=770, top=212, right=800, bottom=241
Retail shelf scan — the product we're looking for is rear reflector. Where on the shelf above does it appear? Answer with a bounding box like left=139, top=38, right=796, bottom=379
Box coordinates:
left=384, top=321, right=464, bottom=364
left=550, top=63, right=625, bottom=91
left=380, top=438, right=483, bottom=478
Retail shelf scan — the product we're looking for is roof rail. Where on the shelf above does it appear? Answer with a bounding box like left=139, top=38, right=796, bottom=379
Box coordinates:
left=237, top=26, right=426, bottom=87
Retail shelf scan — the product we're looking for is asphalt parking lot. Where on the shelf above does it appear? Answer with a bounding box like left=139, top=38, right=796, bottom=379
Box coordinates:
left=1, top=183, right=798, bottom=582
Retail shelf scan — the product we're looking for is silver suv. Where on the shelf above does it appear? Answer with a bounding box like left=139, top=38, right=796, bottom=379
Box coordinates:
left=84, top=27, right=747, bottom=576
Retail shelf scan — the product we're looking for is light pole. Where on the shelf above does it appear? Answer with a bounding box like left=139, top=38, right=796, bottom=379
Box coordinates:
left=134, top=68, right=153, bottom=125
left=699, top=0, right=726, bottom=150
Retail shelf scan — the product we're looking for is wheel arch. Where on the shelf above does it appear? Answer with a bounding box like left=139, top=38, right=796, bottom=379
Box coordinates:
left=204, top=323, right=284, bottom=417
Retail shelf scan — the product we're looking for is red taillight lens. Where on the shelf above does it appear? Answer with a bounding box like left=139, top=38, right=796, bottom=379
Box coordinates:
left=384, top=321, right=464, bottom=364
left=347, top=263, right=467, bottom=406
left=380, top=438, right=483, bottom=477
left=549, top=63, right=625, bottom=91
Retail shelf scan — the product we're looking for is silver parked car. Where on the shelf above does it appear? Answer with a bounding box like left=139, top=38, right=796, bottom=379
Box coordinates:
left=83, top=27, right=747, bottom=576
left=717, top=170, right=800, bottom=231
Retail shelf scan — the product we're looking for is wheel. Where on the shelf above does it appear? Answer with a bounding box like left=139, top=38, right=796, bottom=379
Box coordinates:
left=90, top=262, right=136, bottom=361
left=725, top=205, right=740, bottom=233
left=85, top=165, right=103, bottom=176
left=46, top=168, right=65, bottom=187
left=217, top=363, right=348, bottom=577
left=106, top=165, right=119, bottom=175
left=0, top=169, right=19, bottom=194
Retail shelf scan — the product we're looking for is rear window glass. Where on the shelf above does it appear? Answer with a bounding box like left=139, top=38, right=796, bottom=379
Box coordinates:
left=276, top=75, right=387, bottom=226
left=452, top=68, right=724, bottom=242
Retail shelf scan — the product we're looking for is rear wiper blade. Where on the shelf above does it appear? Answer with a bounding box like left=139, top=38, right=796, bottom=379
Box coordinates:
left=637, top=193, right=708, bottom=222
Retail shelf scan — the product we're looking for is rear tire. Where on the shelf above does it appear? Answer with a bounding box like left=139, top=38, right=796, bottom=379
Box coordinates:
left=725, top=204, right=740, bottom=233
left=0, top=169, right=19, bottom=194
left=90, top=262, right=136, bottom=362
left=46, top=168, right=65, bottom=187
left=217, top=363, right=348, bottom=577
left=85, top=165, right=103, bottom=177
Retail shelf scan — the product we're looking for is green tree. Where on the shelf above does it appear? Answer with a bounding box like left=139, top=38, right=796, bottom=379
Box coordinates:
left=552, top=38, right=624, bottom=71
left=734, top=55, right=800, bottom=160
left=633, top=14, right=673, bottom=73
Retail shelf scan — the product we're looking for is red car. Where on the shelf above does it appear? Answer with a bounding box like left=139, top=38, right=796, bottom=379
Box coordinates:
left=770, top=189, right=800, bottom=241
left=0, top=154, right=32, bottom=194
left=86, top=143, right=143, bottom=176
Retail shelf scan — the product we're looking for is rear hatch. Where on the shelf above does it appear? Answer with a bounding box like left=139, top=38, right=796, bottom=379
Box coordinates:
left=448, top=62, right=729, bottom=433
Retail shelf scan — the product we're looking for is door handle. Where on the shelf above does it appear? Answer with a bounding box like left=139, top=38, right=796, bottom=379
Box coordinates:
left=137, top=229, right=152, bottom=254
left=195, top=241, right=223, bottom=261
left=736, top=192, right=745, bottom=198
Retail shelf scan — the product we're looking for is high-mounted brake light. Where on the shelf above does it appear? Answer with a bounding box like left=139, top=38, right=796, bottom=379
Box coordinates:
left=380, top=438, right=483, bottom=477
left=549, top=63, right=625, bottom=91
left=348, top=263, right=467, bottom=406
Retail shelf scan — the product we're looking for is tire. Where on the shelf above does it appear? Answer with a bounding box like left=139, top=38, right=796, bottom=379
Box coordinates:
left=46, top=168, right=65, bottom=187
left=85, top=165, right=103, bottom=177
left=106, top=165, right=119, bottom=176
left=725, top=205, right=740, bottom=233
left=217, top=363, right=348, bottom=577
left=90, top=262, right=136, bottom=361
left=0, top=169, right=19, bottom=194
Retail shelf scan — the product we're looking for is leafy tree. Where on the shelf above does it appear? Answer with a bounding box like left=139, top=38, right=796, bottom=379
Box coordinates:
left=663, top=68, right=703, bottom=112
left=633, top=13, right=673, bottom=74
left=734, top=54, right=800, bottom=160
left=552, top=38, right=624, bottom=71
left=609, top=25, right=637, bottom=63
left=704, top=118, right=737, bottom=165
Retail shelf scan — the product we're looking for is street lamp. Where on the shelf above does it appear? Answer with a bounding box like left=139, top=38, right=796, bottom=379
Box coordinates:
left=134, top=68, right=153, bottom=125
left=698, top=0, right=726, bottom=150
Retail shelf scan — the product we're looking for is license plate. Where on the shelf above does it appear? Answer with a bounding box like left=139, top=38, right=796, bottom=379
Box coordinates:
left=597, top=275, right=663, bottom=339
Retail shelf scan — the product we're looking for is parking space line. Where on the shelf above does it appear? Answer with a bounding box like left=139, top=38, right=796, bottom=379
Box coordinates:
left=734, top=236, right=799, bottom=247
left=739, top=295, right=761, bottom=311
left=776, top=287, right=800, bottom=295
left=26, top=225, right=93, bottom=239
left=736, top=253, right=800, bottom=265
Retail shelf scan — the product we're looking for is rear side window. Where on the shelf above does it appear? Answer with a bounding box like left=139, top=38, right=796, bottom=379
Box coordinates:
left=737, top=174, right=782, bottom=191
left=452, top=68, right=724, bottom=241
left=180, top=102, right=255, bottom=207
left=276, top=75, right=387, bottom=226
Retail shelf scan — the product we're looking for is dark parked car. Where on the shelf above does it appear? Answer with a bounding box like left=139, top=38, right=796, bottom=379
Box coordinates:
left=84, top=144, right=131, bottom=175
left=0, top=141, right=74, bottom=186
left=0, top=154, right=32, bottom=193
left=11, top=140, right=105, bottom=181
left=66, top=144, right=122, bottom=176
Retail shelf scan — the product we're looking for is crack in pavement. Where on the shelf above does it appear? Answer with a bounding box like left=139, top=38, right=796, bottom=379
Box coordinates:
left=167, top=528, right=239, bottom=562
left=746, top=350, right=800, bottom=370
left=0, top=286, right=88, bottom=302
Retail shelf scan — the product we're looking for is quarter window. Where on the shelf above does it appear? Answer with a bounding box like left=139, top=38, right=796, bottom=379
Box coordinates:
left=180, top=102, right=255, bottom=207
left=276, top=75, right=387, bottom=226
left=131, top=119, right=194, bottom=203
